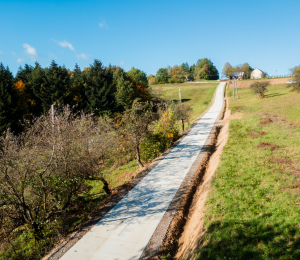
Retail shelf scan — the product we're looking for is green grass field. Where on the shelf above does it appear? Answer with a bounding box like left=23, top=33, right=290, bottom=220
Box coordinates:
left=196, top=84, right=300, bottom=259
left=152, top=83, right=218, bottom=128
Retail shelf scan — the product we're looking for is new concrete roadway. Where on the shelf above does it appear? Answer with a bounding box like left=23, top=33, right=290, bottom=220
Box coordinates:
left=60, top=82, right=226, bottom=260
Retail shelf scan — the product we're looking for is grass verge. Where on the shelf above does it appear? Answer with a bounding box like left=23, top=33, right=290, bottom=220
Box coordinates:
left=196, top=84, right=300, bottom=259
left=152, top=83, right=218, bottom=130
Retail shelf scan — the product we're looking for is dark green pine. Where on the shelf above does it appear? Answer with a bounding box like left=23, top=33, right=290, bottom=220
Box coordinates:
left=0, top=63, right=22, bottom=133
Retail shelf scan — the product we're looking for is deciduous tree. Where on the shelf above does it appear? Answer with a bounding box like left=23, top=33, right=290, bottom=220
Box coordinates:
left=156, top=68, right=169, bottom=84
left=173, top=103, right=192, bottom=132
left=195, top=58, right=219, bottom=80
left=122, top=100, right=155, bottom=168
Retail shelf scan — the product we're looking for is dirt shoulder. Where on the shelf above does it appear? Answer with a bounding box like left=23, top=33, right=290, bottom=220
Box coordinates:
left=175, top=103, right=243, bottom=260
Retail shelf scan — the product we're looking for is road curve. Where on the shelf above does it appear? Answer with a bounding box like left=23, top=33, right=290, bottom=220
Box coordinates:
left=60, top=82, right=226, bottom=260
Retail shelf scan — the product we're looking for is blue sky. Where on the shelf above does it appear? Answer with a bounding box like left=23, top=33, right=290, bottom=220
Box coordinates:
left=0, top=0, right=299, bottom=77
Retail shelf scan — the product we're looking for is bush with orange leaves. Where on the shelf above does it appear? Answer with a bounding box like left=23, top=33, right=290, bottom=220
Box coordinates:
left=140, top=105, right=179, bottom=162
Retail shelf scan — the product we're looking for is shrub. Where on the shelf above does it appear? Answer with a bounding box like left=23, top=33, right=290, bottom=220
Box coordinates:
left=288, top=66, right=300, bottom=92
left=147, top=74, right=156, bottom=85
left=121, top=100, right=156, bottom=168
left=0, top=106, right=117, bottom=259
left=140, top=108, right=179, bottom=162
left=172, top=103, right=192, bottom=132
left=250, top=81, right=269, bottom=98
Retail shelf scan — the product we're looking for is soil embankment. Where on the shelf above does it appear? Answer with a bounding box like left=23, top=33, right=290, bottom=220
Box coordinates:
left=175, top=104, right=243, bottom=260
left=229, top=77, right=292, bottom=89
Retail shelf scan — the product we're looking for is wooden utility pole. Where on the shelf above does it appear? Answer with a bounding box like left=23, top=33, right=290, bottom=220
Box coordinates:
left=234, top=78, right=239, bottom=99
left=233, top=78, right=235, bottom=99
left=51, top=104, right=56, bottom=126
left=235, top=78, right=239, bottom=99
left=179, top=88, right=181, bottom=102
left=51, top=104, right=56, bottom=151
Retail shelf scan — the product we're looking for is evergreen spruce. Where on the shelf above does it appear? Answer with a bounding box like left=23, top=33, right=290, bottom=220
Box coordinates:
left=85, top=60, right=118, bottom=115
left=0, top=63, right=22, bottom=133
left=32, top=61, right=71, bottom=113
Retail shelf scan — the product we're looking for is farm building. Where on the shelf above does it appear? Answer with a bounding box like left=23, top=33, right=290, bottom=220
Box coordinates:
left=230, top=72, right=244, bottom=80
left=251, top=68, right=267, bottom=79
left=186, top=76, right=194, bottom=81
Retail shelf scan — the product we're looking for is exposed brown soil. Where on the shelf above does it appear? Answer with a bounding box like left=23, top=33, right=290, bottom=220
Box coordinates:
left=169, top=105, right=237, bottom=260
left=260, top=116, right=285, bottom=125
left=229, top=78, right=293, bottom=89
left=222, top=111, right=244, bottom=126
left=249, top=130, right=266, bottom=138
left=269, top=157, right=292, bottom=165
left=154, top=126, right=221, bottom=260
left=260, top=117, right=273, bottom=125
left=257, top=142, right=279, bottom=151
left=292, top=183, right=300, bottom=189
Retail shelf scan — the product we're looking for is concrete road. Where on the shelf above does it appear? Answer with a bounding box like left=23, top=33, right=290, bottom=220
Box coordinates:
left=60, top=82, right=226, bottom=260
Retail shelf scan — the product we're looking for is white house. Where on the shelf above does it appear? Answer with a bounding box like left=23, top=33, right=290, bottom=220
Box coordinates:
left=251, top=68, right=266, bottom=79
left=230, top=72, right=244, bottom=80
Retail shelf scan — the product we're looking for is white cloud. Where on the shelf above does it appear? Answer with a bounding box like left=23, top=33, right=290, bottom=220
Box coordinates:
left=0, top=51, right=2, bottom=55
left=120, top=60, right=124, bottom=65
left=77, top=53, right=90, bottom=60
left=99, top=19, right=107, bottom=28
left=23, top=43, right=38, bottom=56
left=17, top=58, right=23, bottom=63
left=56, top=40, right=75, bottom=51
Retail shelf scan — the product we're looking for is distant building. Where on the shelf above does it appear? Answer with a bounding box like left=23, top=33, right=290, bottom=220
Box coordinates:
left=186, top=76, right=194, bottom=81
left=230, top=72, right=244, bottom=80
left=251, top=68, right=266, bottom=79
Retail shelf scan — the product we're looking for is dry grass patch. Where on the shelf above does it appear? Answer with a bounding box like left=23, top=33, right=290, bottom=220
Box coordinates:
left=249, top=130, right=265, bottom=138
left=257, top=142, right=279, bottom=151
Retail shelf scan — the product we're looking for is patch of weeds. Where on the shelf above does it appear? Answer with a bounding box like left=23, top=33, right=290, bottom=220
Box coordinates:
left=161, top=253, right=172, bottom=260
left=269, top=157, right=291, bottom=165
left=231, top=105, right=246, bottom=114
left=257, top=142, right=279, bottom=151
left=249, top=130, right=265, bottom=138
left=260, top=117, right=273, bottom=125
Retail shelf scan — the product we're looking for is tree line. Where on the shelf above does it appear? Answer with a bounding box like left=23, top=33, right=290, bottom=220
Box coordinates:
left=147, top=58, right=219, bottom=84
left=222, top=62, right=254, bottom=79
left=0, top=60, right=151, bottom=134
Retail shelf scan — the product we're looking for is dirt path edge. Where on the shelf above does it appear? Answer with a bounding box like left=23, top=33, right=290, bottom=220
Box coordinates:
left=147, top=98, right=227, bottom=260
left=174, top=101, right=243, bottom=260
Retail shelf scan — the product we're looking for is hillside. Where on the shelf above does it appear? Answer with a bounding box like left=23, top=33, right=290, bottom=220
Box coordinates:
left=176, top=83, right=300, bottom=259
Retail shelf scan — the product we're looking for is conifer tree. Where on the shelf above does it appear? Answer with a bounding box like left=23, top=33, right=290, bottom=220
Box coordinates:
left=85, top=60, right=118, bottom=115
left=113, top=67, right=135, bottom=108
left=0, top=63, right=22, bottom=133
left=15, top=64, right=43, bottom=119
left=32, top=61, right=71, bottom=113
left=69, top=64, right=88, bottom=111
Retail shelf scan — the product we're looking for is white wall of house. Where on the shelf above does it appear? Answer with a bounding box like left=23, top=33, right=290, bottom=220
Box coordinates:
left=251, top=68, right=265, bottom=79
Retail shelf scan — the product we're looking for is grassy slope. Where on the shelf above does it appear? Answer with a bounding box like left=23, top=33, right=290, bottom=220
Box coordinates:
left=87, top=83, right=218, bottom=198
left=196, top=84, right=300, bottom=259
left=152, top=83, right=218, bottom=128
